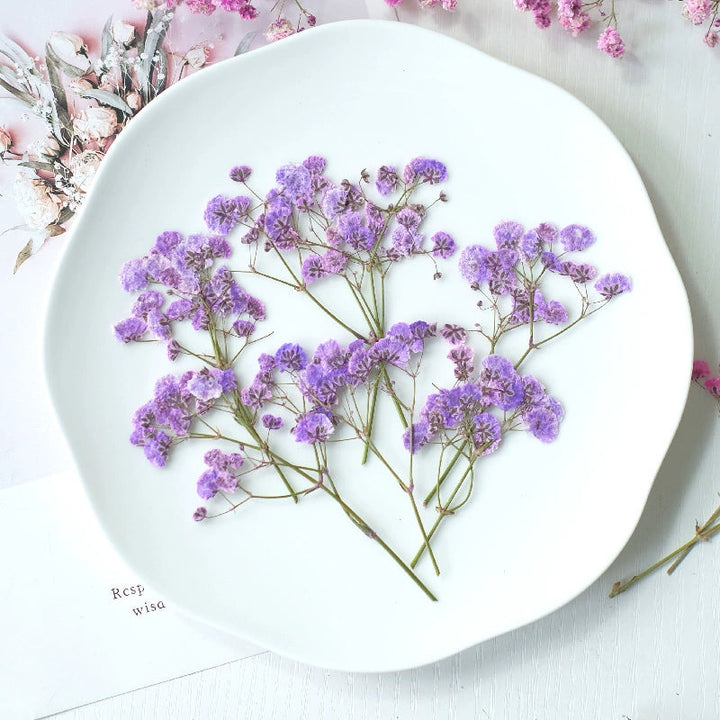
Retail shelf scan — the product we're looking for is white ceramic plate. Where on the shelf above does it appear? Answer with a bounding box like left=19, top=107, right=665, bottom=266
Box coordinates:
left=44, top=20, right=691, bottom=672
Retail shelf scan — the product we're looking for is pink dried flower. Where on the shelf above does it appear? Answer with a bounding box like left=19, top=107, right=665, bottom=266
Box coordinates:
left=597, top=26, right=625, bottom=57
left=705, top=377, right=720, bottom=397
left=704, top=30, right=719, bottom=47
left=265, top=17, right=296, bottom=42
left=682, top=0, right=714, bottom=25
left=557, top=0, right=591, bottom=36
left=693, top=360, right=711, bottom=380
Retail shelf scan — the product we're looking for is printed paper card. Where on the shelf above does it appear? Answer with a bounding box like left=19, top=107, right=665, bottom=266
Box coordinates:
left=0, top=472, right=264, bottom=719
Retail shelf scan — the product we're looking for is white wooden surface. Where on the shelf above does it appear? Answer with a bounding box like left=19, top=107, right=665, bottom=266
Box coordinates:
left=22, top=0, right=720, bottom=717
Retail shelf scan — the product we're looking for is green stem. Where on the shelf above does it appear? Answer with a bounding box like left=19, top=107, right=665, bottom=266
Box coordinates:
left=412, top=460, right=474, bottom=569
left=610, top=523, right=720, bottom=597
left=423, top=441, right=467, bottom=506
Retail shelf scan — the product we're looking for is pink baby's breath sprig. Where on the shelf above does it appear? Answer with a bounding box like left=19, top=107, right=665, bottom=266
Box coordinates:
left=516, top=0, right=720, bottom=55
left=610, top=358, right=720, bottom=597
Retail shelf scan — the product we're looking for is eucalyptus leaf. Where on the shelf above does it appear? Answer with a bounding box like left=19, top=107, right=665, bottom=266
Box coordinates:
left=44, top=46, right=68, bottom=111
left=13, top=238, right=32, bottom=274
left=0, top=34, right=35, bottom=71
left=0, top=75, right=35, bottom=106
left=19, top=160, right=55, bottom=173
left=45, top=43, right=87, bottom=79
left=235, top=31, right=258, bottom=56
left=56, top=207, right=74, bottom=225
left=101, top=16, right=113, bottom=59
left=142, top=9, right=170, bottom=92
left=80, top=88, right=133, bottom=115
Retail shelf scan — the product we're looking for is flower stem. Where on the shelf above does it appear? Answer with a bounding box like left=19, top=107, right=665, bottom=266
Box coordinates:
left=423, top=441, right=467, bottom=506
left=412, top=460, right=474, bottom=568
left=610, top=499, right=720, bottom=598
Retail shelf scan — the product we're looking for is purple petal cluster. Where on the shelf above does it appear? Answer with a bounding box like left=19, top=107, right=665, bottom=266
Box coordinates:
left=196, top=449, right=244, bottom=500
left=115, top=231, right=264, bottom=354
left=130, top=368, right=234, bottom=468
left=227, top=156, right=454, bottom=283
left=203, top=194, right=251, bottom=235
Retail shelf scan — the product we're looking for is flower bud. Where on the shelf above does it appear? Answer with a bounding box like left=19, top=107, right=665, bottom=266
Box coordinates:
left=48, top=31, right=89, bottom=68
left=67, top=77, right=93, bottom=94
left=0, top=127, right=12, bottom=153
left=126, top=91, right=142, bottom=111
left=184, top=46, right=207, bottom=69
left=111, top=19, right=135, bottom=47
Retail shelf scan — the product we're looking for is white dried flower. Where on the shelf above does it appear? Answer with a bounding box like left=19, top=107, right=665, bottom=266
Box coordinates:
left=73, top=106, right=118, bottom=142
left=48, top=31, right=89, bottom=69
left=69, top=150, right=103, bottom=194
left=0, top=127, right=12, bottom=153
left=67, top=77, right=93, bottom=94
left=28, top=135, right=62, bottom=159
left=126, top=91, right=142, bottom=111
left=111, top=19, right=136, bottom=47
left=13, top=172, right=63, bottom=230
left=184, top=46, right=208, bottom=69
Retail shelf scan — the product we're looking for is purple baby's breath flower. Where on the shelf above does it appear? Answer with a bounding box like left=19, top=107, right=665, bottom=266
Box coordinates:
left=241, top=381, right=272, bottom=409
left=472, top=412, right=502, bottom=455
left=147, top=310, right=172, bottom=341
left=519, top=229, right=543, bottom=260
left=594, top=273, right=632, bottom=299
left=153, top=231, right=183, bottom=258
left=559, top=223, right=595, bottom=252
left=204, top=195, right=247, bottom=235
left=370, top=336, right=411, bottom=367
left=397, top=207, right=422, bottom=230
left=524, top=406, right=560, bottom=442
left=132, top=290, right=164, bottom=318
left=120, top=258, right=148, bottom=292
left=458, top=245, right=491, bottom=284
left=479, top=354, right=525, bottom=411
left=166, top=298, right=193, bottom=321
left=321, top=249, right=347, bottom=275
left=537, top=298, right=568, bottom=325
left=303, top=155, right=326, bottom=174
left=541, top=251, right=561, bottom=271
left=347, top=346, right=373, bottom=384
left=294, top=411, right=334, bottom=443
left=403, top=157, right=448, bottom=185
left=276, top=163, right=312, bottom=199
left=192, top=507, right=207, bottom=522
left=144, top=431, right=171, bottom=467
left=186, top=368, right=223, bottom=401
left=197, top=469, right=219, bottom=500
left=403, top=421, right=430, bottom=454
left=204, top=448, right=244, bottom=471
left=229, top=165, right=252, bottom=182
left=431, top=231, right=456, bottom=259
left=167, top=339, right=181, bottom=361
left=493, top=221, right=524, bottom=250
left=233, top=319, right=255, bottom=337
left=114, top=317, right=147, bottom=343
left=301, top=255, right=326, bottom=284
left=275, top=343, right=308, bottom=372
left=376, top=165, right=399, bottom=196
left=391, top=226, right=423, bottom=256
left=441, top=323, right=466, bottom=345
left=262, top=414, right=284, bottom=430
